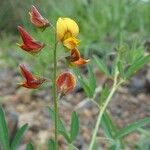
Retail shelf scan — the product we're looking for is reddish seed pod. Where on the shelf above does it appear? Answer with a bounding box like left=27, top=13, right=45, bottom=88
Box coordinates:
left=17, top=26, right=45, bottom=54
left=56, top=72, right=76, bottom=95
left=29, top=5, right=50, bottom=29
left=19, top=64, right=45, bottom=89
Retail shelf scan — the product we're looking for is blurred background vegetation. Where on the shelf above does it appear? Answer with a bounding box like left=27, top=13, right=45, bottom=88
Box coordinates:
left=0, top=0, right=150, bottom=64
left=0, top=0, right=149, bottom=77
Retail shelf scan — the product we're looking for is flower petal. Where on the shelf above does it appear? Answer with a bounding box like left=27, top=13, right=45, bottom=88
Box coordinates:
left=63, top=37, right=80, bottom=49
left=72, top=58, right=90, bottom=66
left=67, top=57, right=90, bottom=67
left=66, top=48, right=80, bottom=61
left=56, top=17, right=79, bottom=41
left=63, top=18, right=79, bottom=37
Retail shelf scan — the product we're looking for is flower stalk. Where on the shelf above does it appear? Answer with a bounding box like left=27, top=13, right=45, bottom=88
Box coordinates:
left=53, top=32, right=58, bottom=150
left=17, top=10, right=87, bottom=149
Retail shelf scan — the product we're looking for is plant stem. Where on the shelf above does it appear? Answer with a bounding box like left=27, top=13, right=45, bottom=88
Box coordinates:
left=53, top=32, right=58, bottom=150
left=89, top=86, right=117, bottom=149
left=89, top=67, right=121, bottom=150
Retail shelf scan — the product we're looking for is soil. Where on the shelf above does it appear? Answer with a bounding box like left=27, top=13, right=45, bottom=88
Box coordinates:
left=0, top=65, right=150, bottom=150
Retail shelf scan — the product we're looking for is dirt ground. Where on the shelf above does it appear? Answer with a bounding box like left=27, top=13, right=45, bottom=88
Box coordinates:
left=0, top=65, right=150, bottom=150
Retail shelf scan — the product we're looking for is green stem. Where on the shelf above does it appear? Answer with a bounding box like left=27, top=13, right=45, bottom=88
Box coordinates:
left=53, top=33, right=58, bottom=150
left=88, top=67, right=121, bottom=150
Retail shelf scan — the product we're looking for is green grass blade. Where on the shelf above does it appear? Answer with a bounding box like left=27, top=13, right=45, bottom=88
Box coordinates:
left=0, top=106, right=10, bottom=150
left=11, top=124, right=28, bottom=150
left=115, top=117, right=150, bottom=139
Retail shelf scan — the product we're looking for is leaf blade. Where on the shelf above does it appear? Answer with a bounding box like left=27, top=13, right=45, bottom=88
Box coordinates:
left=0, top=106, right=10, bottom=150
left=48, top=139, right=55, bottom=150
left=48, top=107, right=66, bottom=133
left=11, top=124, right=28, bottom=150
left=26, top=142, right=35, bottom=150
left=101, top=112, right=117, bottom=139
left=93, top=55, right=110, bottom=76
left=115, top=117, right=150, bottom=139
left=48, top=107, right=70, bottom=142
left=125, top=55, right=150, bottom=79
left=87, top=64, right=96, bottom=93
left=70, top=111, right=79, bottom=142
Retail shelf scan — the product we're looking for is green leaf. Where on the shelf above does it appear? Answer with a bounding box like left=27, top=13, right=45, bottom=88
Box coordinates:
left=101, top=112, right=117, bottom=139
left=58, top=130, right=71, bottom=143
left=99, top=85, right=110, bottom=106
left=48, top=107, right=70, bottom=142
left=70, top=111, right=79, bottom=142
left=73, top=68, right=94, bottom=97
left=117, top=61, right=125, bottom=79
left=93, top=55, right=110, bottom=76
left=101, top=112, right=125, bottom=148
left=115, top=117, right=150, bottom=139
left=108, top=145, right=117, bottom=150
left=26, top=142, right=35, bottom=150
left=48, top=139, right=55, bottom=150
left=48, top=107, right=66, bottom=133
left=0, top=106, right=10, bottom=150
left=87, top=64, right=96, bottom=93
left=79, top=78, right=93, bottom=97
left=125, top=55, right=150, bottom=79
left=11, top=124, right=28, bottom=150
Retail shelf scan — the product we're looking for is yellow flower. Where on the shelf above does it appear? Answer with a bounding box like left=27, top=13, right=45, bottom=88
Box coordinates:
left=56, top=17, right=79, bottom=49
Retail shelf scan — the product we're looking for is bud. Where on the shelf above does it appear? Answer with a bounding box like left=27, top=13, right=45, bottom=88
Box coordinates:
left=29, top=5, right=49, bottom=29
left=56, top=72, right=76, bottom=95
left=19, top=64, right=45, bottom=89
left=17, top=26, right=45, bottom=54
